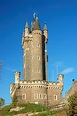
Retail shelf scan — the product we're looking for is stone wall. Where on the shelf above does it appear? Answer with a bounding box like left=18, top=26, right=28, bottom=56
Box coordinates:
left=11, top=80, right=63, bottom=106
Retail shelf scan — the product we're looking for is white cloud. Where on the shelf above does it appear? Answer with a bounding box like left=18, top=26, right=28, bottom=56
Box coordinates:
left=4, top=66, right=16, bottom=72
left=61, top=67, right=74, bottom=74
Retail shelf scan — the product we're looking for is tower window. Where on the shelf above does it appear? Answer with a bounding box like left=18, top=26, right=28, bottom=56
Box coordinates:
left=37, top=69, right=40, bottom=73
left=37, top=56, right=40, bottom=60
left=22, top=94, right=26, bottom=99
left=54, top=95, right=57, bottom=100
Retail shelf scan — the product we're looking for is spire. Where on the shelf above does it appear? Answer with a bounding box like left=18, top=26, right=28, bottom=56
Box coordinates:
left=44, top=22, right=47, bottom=30
left=25, top=20, right=28, bottom=28
left=31, top=13, right=41, bottom=30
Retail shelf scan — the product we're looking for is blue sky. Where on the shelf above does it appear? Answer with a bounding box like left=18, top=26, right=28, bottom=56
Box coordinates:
left=0, top=0, right=77, bottom=105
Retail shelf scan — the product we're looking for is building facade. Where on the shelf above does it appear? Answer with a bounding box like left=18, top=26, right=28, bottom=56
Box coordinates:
left=10, top=15, right=64, bottom=106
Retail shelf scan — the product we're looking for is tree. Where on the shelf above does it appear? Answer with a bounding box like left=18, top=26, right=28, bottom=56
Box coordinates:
left=0, top=98, right=5, bottom=107
left=68, top=92, right=77, bottom=116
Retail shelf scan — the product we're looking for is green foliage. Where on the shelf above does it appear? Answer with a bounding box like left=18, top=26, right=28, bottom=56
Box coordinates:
left=68, top=92, right=77, bottom=116
left=0, top=98, right=5, bottom=107
left=0, top=103, right=68, bottom=116
left=12, top=95, right=18, bottom=103
left=1, top=103, right=49, bottom=116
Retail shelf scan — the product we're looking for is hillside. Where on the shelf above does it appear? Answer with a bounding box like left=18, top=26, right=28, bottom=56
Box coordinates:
left=0, top=103, right=68, bottom=116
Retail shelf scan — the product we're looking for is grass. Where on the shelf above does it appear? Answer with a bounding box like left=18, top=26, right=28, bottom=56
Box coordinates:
left=0, top=103, right=49, bottom=116
left=0, top=103, right=68, bottom=116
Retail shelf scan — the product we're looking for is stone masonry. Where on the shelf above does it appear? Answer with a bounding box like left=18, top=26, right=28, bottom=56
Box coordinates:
left=10, top=14, right=73, bottom=106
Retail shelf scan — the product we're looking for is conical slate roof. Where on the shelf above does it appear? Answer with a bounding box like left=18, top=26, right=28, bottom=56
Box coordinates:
left=31, top=17, right=41, bottom=30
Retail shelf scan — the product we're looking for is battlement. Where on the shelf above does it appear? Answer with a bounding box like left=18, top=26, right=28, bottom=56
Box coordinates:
left=19, top=84, right=47, bottom=89
left=19, top=80, right=47, bottom=85
left=17, top=80, right=63, bottom=90
left=48, top=82, right=60, bottom=85
left=47, top=82, right=63, bottom=90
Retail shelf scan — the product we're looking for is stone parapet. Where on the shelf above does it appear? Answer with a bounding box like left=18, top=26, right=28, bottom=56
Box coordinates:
left=19, top=80, right=47, bottom=84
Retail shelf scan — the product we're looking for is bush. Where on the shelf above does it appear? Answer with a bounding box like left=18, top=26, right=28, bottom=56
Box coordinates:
left=68, top=92, right=77, bottom=116
left=0, top=98, right=5, bottom=107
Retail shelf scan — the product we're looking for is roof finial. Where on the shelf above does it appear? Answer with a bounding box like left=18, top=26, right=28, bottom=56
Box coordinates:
left=33, top=13, right=36, bottom=19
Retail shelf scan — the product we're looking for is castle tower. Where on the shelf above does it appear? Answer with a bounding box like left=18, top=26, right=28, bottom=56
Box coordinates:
left=10, top=14, right=64, bottom=106
left=22, top=15, right=48, bottom=81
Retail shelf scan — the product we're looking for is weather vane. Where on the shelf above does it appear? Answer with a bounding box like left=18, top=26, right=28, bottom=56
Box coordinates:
left=33, top=13, right=36, bottom=19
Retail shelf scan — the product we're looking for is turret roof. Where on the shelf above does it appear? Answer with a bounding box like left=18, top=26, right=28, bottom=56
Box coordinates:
left=31, top=15, right=41, bottom=31
left=44, top=22, right=47, bottom=30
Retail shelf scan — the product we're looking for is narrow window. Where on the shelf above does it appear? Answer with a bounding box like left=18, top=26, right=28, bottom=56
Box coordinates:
left=37, top=56, right=40, bottom=60
left=22, top=94, right=26, bottom=99
left=34, top=94, right=38, bottom=99
left=37, top=69, right=40, bottom=73
left=39, top=94, right=43, bottom=99
left=44, top=94, right=47, bottom=99
left=54, top=95, right=57, bottom=100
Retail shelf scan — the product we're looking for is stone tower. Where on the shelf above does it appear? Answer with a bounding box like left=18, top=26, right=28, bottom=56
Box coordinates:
left=22, top=15, right=48, bottom=81
left=10, top=14, right=64, bottom=106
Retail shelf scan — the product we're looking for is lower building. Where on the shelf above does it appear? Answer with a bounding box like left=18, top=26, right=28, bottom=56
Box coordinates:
left=10, top=72, right=64, bottom=106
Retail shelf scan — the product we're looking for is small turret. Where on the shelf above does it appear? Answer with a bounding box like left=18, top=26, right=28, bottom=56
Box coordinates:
left=14, top=72, right=20, bottom=84
left=44, top=22, right=47, bottom=30
left=22, top=29, right=24, bottom=45
left=43, top=22, right=48, bottom=43
left=58, top=74, right=64, bottom=86
left=24, top=20, right=29, bottom=37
